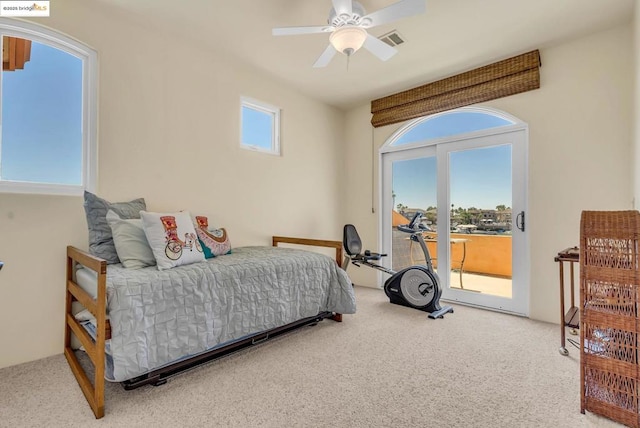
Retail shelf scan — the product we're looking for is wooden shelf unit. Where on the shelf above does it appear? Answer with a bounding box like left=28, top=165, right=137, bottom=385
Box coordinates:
left=555, top=246, right=579, bottom=355
left=580, top=211, right=640, bottom=428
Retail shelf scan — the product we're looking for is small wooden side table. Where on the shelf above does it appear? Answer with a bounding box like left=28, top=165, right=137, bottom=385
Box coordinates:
left=420, top=236, right=470, bottom=288
left=554, top=246, right=579, bottom=355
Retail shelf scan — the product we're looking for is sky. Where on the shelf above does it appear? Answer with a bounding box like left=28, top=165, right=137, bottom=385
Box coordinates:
left=0, top=40, right=82, bottom=185
left=392, top=112, right=513, bottom=211
left=241, top=106, right=273, bottom=150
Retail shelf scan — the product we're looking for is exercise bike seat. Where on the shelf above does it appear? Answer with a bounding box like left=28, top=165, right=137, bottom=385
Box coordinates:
left=343, top=224, right=386, bottom=261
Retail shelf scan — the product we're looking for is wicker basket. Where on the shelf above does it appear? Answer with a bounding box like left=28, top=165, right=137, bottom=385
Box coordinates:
left=580, top=211, right=640, bottom=427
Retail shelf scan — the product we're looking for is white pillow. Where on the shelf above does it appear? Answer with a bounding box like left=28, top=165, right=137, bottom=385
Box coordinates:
left=106, top=210, right=156, bottom=269
left=140, top=210, right=205, bottom=270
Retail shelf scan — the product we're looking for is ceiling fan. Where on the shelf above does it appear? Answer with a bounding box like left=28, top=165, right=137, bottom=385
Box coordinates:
left=272, top=0, right=426, bottom=68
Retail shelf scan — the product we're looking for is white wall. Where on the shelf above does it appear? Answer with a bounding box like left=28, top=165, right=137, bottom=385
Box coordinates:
left=0, top=1, right=345, bottom=369
left=343, top=24, right=634, bottom=324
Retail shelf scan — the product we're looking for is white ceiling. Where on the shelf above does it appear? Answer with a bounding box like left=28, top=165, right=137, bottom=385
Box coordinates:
left=98, top=0, right=634, bottom=109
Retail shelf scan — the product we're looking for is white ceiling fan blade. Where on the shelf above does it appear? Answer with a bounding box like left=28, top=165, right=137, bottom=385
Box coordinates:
left=273, top=26, right=333, bottom=36
left=361, top=0, right=426, bottom=28
left=313, top=44, right=337, bottom=68
left=332, top=0, right=353, bottom=16
left=363, top=34, right=398, bottom=61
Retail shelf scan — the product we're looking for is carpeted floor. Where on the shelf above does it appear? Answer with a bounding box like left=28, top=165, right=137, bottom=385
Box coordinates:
left=0, top=286, right=621, bottom=427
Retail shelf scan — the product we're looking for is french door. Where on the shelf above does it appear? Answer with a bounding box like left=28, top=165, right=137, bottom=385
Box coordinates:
left=381, top=128, right=529, bottom=316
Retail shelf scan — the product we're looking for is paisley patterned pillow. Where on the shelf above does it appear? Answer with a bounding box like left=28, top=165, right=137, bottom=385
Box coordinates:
left=194, top=216, right=232, bottom=259
left=140, top=211, right=205, bottom=270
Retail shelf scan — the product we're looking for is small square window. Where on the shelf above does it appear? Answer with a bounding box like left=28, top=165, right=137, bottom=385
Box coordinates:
left=240, top=97, right=280, bottom=155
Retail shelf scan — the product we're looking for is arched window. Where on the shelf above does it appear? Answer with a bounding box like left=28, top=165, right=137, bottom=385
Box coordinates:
left=379, top=106, right=529, bottom=315
left=0, top=18, right=97, bottom=195
left=386, top=107, right=518, bottom=148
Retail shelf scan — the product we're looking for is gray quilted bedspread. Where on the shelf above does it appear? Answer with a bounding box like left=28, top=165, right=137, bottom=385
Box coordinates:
left=105, top=246, right=356, bottom=381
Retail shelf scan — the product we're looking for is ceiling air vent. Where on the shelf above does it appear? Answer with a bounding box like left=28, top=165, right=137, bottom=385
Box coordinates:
left=378, top=30, right=405, bottom=47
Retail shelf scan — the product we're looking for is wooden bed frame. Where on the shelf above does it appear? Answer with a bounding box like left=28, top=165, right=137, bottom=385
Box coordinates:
left=64, top=237, right=345, bottom=419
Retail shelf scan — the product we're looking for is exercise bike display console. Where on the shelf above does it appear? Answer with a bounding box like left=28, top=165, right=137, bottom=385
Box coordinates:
left=343, top=213, right=454, bottom=319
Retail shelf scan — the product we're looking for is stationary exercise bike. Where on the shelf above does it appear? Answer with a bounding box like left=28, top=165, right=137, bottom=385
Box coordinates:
left=343, top=212, right=454, bottom=319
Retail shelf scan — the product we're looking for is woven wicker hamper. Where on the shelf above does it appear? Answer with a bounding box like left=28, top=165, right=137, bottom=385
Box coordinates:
left=580, top=211, right=640, bottom=427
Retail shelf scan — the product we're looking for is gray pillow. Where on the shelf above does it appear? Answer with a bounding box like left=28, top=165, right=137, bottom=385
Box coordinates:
left=83, top=191, right=146, bottom=264
left=106, top=210, right=156, bottom=269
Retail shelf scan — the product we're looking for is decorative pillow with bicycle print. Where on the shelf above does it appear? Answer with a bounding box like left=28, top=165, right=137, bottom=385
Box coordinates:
left=193, top=216, right=232, bottom=259
left=140, top=210, right=205, bottom=270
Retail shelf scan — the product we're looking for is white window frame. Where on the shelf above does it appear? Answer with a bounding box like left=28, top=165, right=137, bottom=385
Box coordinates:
left=0, top=18, right=98, bottom=196
left=240, top=96, right=280, bottom=156
left=382, top=106, right=521, bottom=153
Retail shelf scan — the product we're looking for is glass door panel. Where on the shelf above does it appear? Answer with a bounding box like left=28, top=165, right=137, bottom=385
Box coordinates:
left=382, top=128, right=528, bottom=316
left=390, top=156, right=437, bottom=273
left=436, top=129, right=528, bottom=315
left=448, top=144, right=512, bottom=297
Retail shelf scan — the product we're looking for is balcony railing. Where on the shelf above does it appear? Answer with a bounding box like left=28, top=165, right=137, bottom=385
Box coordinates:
left=392, top=230, right=512, bottom=278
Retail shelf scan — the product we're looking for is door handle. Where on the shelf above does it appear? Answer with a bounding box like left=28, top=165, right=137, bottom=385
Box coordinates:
left=516, top=211, right=525, bottom=232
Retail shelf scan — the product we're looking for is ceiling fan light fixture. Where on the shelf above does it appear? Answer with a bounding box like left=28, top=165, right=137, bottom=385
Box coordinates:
left=329, top=26, right=367, bottom=56
left=272, top=0, right=424, bottom=67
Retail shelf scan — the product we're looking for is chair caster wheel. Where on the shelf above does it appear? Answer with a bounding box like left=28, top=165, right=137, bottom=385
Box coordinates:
left=559, top=347, right=569, bottom=356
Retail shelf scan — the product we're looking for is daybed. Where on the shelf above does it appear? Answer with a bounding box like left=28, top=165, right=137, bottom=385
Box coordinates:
left=64, top=236, right=355, bottom=419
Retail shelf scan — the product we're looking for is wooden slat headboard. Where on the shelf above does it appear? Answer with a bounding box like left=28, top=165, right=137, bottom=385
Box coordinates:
left=272, top=236, right=343, bottom=267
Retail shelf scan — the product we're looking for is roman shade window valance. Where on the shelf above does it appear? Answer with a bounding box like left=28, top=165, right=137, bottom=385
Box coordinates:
left=370, top=50, right=541, bottom=128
